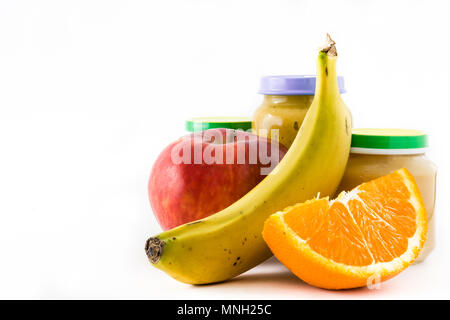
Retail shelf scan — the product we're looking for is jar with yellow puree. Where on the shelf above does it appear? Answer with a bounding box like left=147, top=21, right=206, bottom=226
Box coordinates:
left=336, top=129, right=437, bottom=262
left=253, top=75, right=345, bottom=148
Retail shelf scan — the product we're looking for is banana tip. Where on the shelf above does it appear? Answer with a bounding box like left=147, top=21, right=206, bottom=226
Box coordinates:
left=320, top=33, right=337, bottom=57
left=145, top=237, right=165, bottom=264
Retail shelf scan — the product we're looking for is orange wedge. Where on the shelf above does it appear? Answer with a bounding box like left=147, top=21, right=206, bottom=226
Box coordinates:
left=262, top=168, right=427, bottom=290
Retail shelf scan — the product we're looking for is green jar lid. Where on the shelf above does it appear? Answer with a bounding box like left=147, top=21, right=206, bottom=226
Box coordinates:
left=351, top=129, right=428, bottom=155
left=185, top=117, right=252, bottom=132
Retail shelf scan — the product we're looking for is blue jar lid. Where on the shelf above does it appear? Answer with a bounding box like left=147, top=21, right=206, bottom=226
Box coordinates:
left=258, top=75, right=346, bottom=95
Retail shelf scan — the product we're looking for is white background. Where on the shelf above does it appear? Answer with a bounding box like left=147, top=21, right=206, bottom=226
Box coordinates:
left=0, top=0, right=449, bottom=299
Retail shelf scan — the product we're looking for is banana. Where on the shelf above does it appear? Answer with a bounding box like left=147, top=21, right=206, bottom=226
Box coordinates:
left=145, top=34, right=352, bottom=284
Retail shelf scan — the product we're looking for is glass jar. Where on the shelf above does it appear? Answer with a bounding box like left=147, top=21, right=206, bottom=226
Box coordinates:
left=253, top=75, right=345, bottom=149
left=336, top=129, right=437, bottom=262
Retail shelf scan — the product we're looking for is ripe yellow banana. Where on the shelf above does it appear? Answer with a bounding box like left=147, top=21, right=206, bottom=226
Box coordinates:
left=145, top=35, right=352, bottom=284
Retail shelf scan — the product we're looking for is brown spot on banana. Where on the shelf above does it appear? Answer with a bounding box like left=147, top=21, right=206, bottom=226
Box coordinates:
left=345, top=117, right=350, bottom=136
left=186, top=221, right=203, bottom=226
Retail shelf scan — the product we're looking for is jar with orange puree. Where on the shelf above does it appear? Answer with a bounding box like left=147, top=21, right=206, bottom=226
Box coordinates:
left=336, top=129, right=437, bottom=262
left=253, top=75, right=346, bottom=148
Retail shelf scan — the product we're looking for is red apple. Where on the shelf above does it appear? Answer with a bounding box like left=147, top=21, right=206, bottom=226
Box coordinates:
left=148, top=128, right=287, bottom=230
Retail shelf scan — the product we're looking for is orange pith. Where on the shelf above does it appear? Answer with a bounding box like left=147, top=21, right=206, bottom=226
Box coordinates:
left=262, top=168, right=427, bottom=290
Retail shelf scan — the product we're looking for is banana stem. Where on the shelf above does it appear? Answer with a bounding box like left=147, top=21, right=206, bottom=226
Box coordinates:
left=145, top=237, right=165, bottom=264
left=320, top=33, right=337, bottom=57
left=315, top=34, right=339, bottom=99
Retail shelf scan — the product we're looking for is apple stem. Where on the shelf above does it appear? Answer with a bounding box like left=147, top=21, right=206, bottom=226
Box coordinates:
left=145, top=237, right=165, bottom=264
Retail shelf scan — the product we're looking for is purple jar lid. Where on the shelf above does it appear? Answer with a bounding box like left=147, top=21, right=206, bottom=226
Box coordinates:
left=258, top=75, right=346, bottom=95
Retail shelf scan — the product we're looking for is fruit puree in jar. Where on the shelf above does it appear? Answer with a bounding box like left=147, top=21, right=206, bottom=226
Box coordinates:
left=253, top=75, right=345, bottom=148
left=336, top=129, right=437, bottom=262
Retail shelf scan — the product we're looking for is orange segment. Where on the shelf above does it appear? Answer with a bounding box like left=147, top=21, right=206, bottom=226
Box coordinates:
left=262, top=168, right=427, bottom=290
